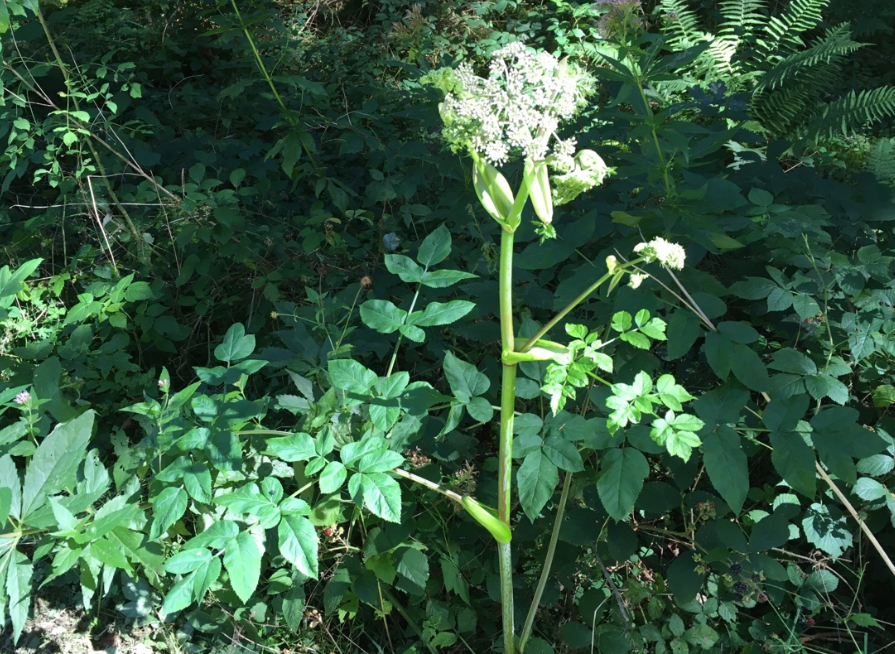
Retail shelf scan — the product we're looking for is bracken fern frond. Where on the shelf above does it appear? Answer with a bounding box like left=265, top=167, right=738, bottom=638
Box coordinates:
left=803, top=87, right=895, bottom=140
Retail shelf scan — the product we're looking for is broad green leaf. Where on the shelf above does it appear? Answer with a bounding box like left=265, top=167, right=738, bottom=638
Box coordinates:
left=417, top=224, right=453, bottom=267
left=762, top=395, right=809, bottom=432
left=319, top=461, right=347, bottom=494
left=0, top=455, right=20, bottom=520
left=224, top=531, right=261, bottom=603
left=107, top=528, right=164, bottom=582
left=278, top=515, right=319, bottom=578
left=769, top=348, right=817, bottom=375
left=398, top=324, right=426, bottom=342
left=597, top=448, right=649, bottom=521
left=703, top=426, right=749, bottom=515
left=340, top=437, right=388, bottom=466
left=267, top=432, right=316, bottom=462
left=412, top=300, right=474, bottom=327
left=802, top=503, right=851, bottom=558
left=374, top=371, right=410, bottom=399
left=443, top=351, right=490, bottom=402
left=214, top=323, right=255, bottom=363
left=215, top=483, right=281, bottom=528
left=666, top=310, right=703, bottom=360
left=359, top=299, right=406, bottom=334
left=0, top=258, right=42, bottom=299
left=0, top=488, right=10, bottom=525
left=770, top=430, right=816, bottom=497
left=856, top=454, right=894, bottom=476
left=357, top=450, right=404, bottom=473
left=192, top=556, right=222, bottom=606
left=384, top=254, right=424, bottom=283
left=348, top=472, right=401, bottom=522
left=395, top=547, right=429, bottom=589
left=420, top=269, right=477, bottom=288
left=805, top=374, right=849, bottom=405
left=730, top=343, right=769, bottom=391
left=854, top=477, right=887, bottom=501
left=543, top=436, right=584, bottom=472
left=667, top=551, right=702, bottom=604
left=466, top=396, right=493, bottom=423
left=149, top=487, right=188, bottom=540
left=90, top=537, right=133, bottom=573
left=21, top=410, right=94, bottom=519
left=6, top=550, right=32, bottom=644
left=162, top=572, right=196, bottom=615
left=704, top=332, right=731, bottom=379
left=748, top=511, right=790, bottom=553
left=328, top=359, right=377, bottom=394
left=518, top=450, right=560, bottom=522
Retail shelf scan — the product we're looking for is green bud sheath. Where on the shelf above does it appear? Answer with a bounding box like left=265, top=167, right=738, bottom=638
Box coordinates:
left=462, top=496, right=512, bottom=543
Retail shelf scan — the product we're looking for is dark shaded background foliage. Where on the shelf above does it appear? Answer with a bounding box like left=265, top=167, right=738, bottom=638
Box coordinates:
left=3, top=0, right=895, bottom=652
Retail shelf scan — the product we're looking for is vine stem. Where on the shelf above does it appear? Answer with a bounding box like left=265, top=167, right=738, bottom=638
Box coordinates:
left=815, top=462, right=895, bottom=580
left=518, top=471, right=572, bottom=652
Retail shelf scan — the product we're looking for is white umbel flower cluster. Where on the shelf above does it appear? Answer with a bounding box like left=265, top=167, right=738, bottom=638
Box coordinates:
left=551, top=149, right=611, bottom=205
left=434, top=42, right=594, bottom=165
left=634, top=237, right=687, bottom=270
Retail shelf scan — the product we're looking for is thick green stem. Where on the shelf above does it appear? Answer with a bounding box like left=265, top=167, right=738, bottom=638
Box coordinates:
left=518, top=471, right=572, bottom=652
left=498, top=541, right=516, bottom=654
left=498, top=227, right=517, bottom=654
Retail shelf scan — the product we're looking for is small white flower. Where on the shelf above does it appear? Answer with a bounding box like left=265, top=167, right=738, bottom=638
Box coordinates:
left=633, top=237, right=687, bottom=270
left=628, top=273, right=646, bottom=289
left=158, top=379, right=169, bottom=388
left=13, top=390, right=31, bottom=405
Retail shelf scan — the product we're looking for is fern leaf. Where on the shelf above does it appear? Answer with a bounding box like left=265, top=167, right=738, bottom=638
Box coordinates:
left=756, top=24, right=865, bottom=92
left=762, top=0, right=827, bottom=55
left=658, top=0, right=707, bottom=50
left=865, top=138, right=895, bottom=185
left=803, top=87, right=895, bottom=140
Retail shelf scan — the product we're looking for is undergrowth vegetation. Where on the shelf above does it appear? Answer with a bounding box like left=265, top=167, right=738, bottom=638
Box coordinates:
left=2, top=0, right=895, bottom=652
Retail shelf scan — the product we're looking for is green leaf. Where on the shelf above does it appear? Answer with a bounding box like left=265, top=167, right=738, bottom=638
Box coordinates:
left=769, top=348, right=817, bottom=375
left=328, top=359, right=377, bottom=394
left=224, top=532, right=261, bottom=603
left=417, top=224, right=452, bottom=266
left=384, top=254, right=424, bottom=283
left=667, top=551, right=703, bottom=604
left=6, top=550, right=33, bottom=644
left=518, top=450, right=560, bottom=522
left=543, top=436, right=584, bottom=472
left=466, top=396, right=493, bottom=423
left=184, top=520, right=239, bottom=550
left=340, top=437, right=388, bottom=466
left=214, top=323, right=255, bottom=363
left=703, top=426, right=749, bottom=515
left=704, top=331, right=731, bottom=379
left=597, top=448, right=649, bottom=521
left=412, top=300, right=475, bottom=327
left=420, top=269, right=477, bottom=288
left=395, top=547, right=429, bottom=589
left=854, top=478, right=887, bottom=501
left=443, top=351, right=490, bottom=402
left=349, top=472, right=402, bottom=522
left=21, top=411, right=94, bottom=520
left=730, top=343, right=770, bottom=391
left=215, top=484, right=281, bottom=528
left=149, top=487, right=188, bottom=541
left=802, top=503, right=851, bottom=557
left=90, top=537, right=133, bottom=573
left=162, top=573, right=195, bottom=615
left=398, top=324, right=426, bottom=342
left=770, top=431, right=817, bottom=498
left=164, top=548, right=214, bottom=575
left=848, top=613, right=882, bottom=628
left=762, top=395, right=809, bottom=432
left=684, top=623, right=720, bottom=649
left=805, top=374, right=849, bottom=404
left=357, top=450, right=404, bottom=473
left=359, top=299, right=406, bottom=334
left=0, top=258, right=42, bottom=299
left=267, top=432, right=316, bottom=462
left=319, top=461, right=347, bottom=494
left=278, top=515, right=319, bottom=578
left=748, top=512, right=790, bottom=553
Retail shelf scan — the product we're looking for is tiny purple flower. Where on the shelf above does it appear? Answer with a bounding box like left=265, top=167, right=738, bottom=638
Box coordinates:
left=14, top=390, right=31, bottom=405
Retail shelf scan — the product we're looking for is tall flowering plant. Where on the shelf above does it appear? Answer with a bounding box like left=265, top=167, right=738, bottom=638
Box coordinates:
left=425, top=43, right=688, bottom=653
